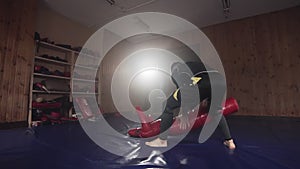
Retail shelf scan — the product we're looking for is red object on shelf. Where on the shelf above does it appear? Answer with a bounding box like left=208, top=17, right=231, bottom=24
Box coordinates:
left=50, top=112, right=61, bottom=119
left=32, top=101, right=62, bottom=109
left=41, top=116, right=48, bottom=122
left=64, top=72, right=71, bottom=77
left=34, top=65, right=42, bottom=72
left=128, top=97, right=239, bottom=138
left=60, top=117, right=78, bottom=121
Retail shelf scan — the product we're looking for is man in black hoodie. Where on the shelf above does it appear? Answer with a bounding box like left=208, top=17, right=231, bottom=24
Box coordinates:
left=145, top=61, right=236, bottom=149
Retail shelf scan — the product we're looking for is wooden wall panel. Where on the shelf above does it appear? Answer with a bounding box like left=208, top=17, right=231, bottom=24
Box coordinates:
left=202, top=6, right=300, bottom=117
left=0, top=2, right=9, bottom=122
left=99, top=6, right=300, bottom=117
left=0, top=0, right=37, bottom=123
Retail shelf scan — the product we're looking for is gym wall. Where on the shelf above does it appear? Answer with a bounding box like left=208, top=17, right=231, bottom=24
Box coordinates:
left=202, top=6, right=300, bottom=117
left=35, top=0, right=94, bottom=48
left=99, top=6, right=300, bottom=117
left=1, top=2, right=299, bottom=125
left=0, top=0, right=37, bottom=123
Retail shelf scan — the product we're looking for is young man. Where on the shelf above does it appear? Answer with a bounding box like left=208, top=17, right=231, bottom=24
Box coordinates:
left=145, top=61, right=236, bottom=149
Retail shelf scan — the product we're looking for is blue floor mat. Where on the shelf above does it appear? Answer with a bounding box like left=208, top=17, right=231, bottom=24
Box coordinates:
left=0, top=115, right=299, bottom=169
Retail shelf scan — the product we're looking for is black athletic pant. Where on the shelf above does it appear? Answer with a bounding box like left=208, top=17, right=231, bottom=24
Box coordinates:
left=158, top=72, right=232, bottom=141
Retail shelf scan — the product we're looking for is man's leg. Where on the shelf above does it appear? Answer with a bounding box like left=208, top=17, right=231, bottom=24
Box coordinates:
left=204, top=72, right=236, bottom=149
left=145, top=94, right=180, bottom=147
left=218, top=115, right=236, bottom=149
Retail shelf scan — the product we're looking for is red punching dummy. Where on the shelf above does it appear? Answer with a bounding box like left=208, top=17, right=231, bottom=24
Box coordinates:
left=128, top=97, right=239, bottom=138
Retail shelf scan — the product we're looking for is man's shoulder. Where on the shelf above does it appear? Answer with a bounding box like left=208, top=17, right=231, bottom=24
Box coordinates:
left=185, top=61, right=208, bottom=73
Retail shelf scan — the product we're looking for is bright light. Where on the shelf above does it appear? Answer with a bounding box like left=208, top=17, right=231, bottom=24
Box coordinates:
left=138, top=69, right=159, bottom=83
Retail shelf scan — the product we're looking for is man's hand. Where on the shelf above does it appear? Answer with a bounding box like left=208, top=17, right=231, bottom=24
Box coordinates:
left=179, top=114, right=190, bottom=130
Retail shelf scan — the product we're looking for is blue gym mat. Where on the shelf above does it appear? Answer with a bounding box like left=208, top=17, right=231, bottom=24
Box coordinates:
left=0, top=115, right=299, bottom=169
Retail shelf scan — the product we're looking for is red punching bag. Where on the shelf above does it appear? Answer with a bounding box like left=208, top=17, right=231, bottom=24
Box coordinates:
left=128, top=97, right=239, bottom=138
